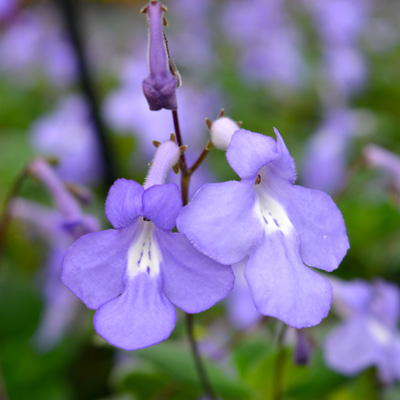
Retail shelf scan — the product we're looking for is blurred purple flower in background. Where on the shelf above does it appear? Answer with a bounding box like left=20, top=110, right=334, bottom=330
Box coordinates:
left=0, top=6, right=76, bottom=87
left=168, top=0, right=214, bottom=73
left=301, top=108, right=362, bottom=195
left=325, top=278, right=400, bottom=384
left=363, top=144, right=400, bottom=202
left=227, top=261, right=261, bottom=330
left=62, top=140, right=234, bottom=350
left=9, top=159, right=99, bottom=350
left=178, top=128, right=349, bottom=328
left=220, top=0, right=304, bottom=88
left=30, top=95, right=103, bottom=185
left=0, top=0, right=17, bottom=22
left=303, top=0, right=371, bottom=100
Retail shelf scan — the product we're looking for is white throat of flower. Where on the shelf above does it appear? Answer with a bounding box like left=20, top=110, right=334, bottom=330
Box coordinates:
left=126, top=218, right=162, bottom=279
left=367, top=317, right=394, bottom=346
left=254, top=185, right=294, bottom=237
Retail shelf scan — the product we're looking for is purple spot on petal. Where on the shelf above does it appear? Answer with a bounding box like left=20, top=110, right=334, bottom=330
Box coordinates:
left=137, top=250, right=144, bottom=266
left=268, top=212, right=272, bottom=216
left=273, top=219, right=280, bottom=228
left=263, top=217, right=268, bottom=225
left=147, top=266, right=151, bottom=274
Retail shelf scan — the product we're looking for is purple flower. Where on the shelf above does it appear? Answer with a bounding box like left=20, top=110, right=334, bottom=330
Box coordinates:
left=178, top=128, right=349, bottom=328
left=62, top=139, right=234, bottom=350
left=30, top=95, right=103, bottom=185
left=142, top=1, right=177, bottom=111
left=324, top=278, right=400, bottom=384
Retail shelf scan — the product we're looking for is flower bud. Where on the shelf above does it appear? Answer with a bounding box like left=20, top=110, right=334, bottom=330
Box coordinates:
left=210, top=117, right=240, bottom=151
left=293, top=329, right=312, bottom=365
left=142, top=1, right=178, bottom=111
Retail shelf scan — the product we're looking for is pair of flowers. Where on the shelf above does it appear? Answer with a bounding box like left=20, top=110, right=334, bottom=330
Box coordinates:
left=62, top=127, right=349, bottom=350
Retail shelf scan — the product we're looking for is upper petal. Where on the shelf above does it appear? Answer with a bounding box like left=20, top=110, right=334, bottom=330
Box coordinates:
left=226, top=128, right=296, bottom=183
left=245, top=232, right=332, bottom=328
left=283, top=185, right=350, bottom=272
left=142, top=184, right=182, bottom=230
left=105, top=179, right=144, bottom=229
left=62, top=226, right=135, bottom=309
left=226, top=129, right=279, bottom=179
left=371, top=280, right=400, bottom=330
left=93, top=273, right=176, bottom=350
left=177, top=179, right=264, bottom=265
left=156, top=230, right=234, bottom=314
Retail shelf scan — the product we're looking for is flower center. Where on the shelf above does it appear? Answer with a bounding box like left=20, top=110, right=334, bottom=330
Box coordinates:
left=126, top=219, right=162, bottom=279
left=367, top=318, right=392, bottom=346
left=255, top=188, right=294, bottom=237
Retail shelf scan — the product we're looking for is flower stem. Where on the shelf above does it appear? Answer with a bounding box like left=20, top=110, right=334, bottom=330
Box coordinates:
left=271, top=324, right=287, bottom=400
left=186, top=314, right=217, bottom=400
left=171, top=109, right=216, bottom=399
left=54, top=0, right=116, bottom=187
left=0, top=165, right=29, bottom=267
left=188, top=140, right=213, bottom=175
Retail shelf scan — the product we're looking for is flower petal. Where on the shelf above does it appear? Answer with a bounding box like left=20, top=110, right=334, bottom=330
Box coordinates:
left=93, top=273, right=176, bottom=350
left=283, top=185, right=349, bottom=271
left=226, top=129, right=278, bottom=179
left=143, top=184, right=182, bottom=230
left=244, top=232, right=332, bottom=328
left=62, top=227, right=135, bottom=309
left=226, top=128, right=296, bottom=183
left=324, top=316, right=379, bottom=376
left=156, top=230, right=234, bottom=313
left=105, top=179, right=144, bottom=229
left=177, top=179, right=264, bottom=265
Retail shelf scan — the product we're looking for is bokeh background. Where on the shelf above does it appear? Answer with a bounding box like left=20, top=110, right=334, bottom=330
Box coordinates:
left=1, top=0, right=400, bottom=399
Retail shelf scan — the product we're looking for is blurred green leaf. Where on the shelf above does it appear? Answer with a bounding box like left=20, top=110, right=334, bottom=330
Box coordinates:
left=136, top=342, right=252, bottom=399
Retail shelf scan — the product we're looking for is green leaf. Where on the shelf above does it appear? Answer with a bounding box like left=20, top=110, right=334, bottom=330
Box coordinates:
left=135, top=341, right=252, bottom=399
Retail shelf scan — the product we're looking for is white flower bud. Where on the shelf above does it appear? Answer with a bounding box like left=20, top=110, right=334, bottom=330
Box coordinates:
left=210, top=117, right=240, bottom=151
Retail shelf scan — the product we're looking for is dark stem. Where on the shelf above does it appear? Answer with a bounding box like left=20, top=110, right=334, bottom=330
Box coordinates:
left=172, top=110, right=189, bottom=205
left=0, top=166, right=29, bottom=267
left=0, top=367, right=9, bottom=400
left=172, top=110, right=188, bottom=171
left=171, top=109, right=216, bottom=399
left=54, top=0, right=116, bottom=187
left=186, top=314, right=217, bottom=400
left=271, top=324, right=287, bottom=400
left=188, top=140, right=213, bottom=175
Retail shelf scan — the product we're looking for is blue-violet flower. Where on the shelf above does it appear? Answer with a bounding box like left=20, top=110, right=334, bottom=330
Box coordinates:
left=62, top=139, right=234, bottom=350
left=178, top=128, right=349, bottom=328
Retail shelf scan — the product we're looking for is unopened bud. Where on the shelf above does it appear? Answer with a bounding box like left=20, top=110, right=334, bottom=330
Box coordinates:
left=210, top=117, right=241, bottom=151
left=293, top=329, right=312, bottom=365
left=142, top=1, right=178, bottom=111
